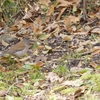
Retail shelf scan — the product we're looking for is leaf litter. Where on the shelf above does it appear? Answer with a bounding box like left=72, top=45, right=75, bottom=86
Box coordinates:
left=0, top=0, right=100, bottom=99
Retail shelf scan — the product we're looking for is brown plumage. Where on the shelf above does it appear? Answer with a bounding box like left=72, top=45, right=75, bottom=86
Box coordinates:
left=1, top=37, right=29, bottom=57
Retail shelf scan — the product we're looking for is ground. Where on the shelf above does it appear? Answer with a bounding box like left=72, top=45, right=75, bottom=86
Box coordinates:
left=0, top=0, right=100, bottom=100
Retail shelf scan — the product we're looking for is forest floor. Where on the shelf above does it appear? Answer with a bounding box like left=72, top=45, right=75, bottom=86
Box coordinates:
left=0, top=0, right=100, bottom=100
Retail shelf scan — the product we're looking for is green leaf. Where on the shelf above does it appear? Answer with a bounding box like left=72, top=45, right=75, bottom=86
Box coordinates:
left=61, top=88, right=76, bottom=95
left=38, top=34, right=50, bottom=40
left=22, top=64, right=32, bottom=69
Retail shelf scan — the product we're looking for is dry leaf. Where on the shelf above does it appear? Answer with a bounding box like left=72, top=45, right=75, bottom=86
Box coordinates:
left=2, top=39, right=9, bottom=46
left=15, top=83, right=24, bottom=88
left=61, top=34, right=72, bottom=41
left=76, top=46, right=84, bottom=52
left=35, top=55, right=47, bottom=62
left=0, top=90, right=7, bottom=97
left=62, top=79, right=83, bottom=87
left=74, top=88, right=83, bottom=98
left=74, top=87, right=86, bottom=98
left=95, top=12, right=100, bottom=19
left=23, top=22, right=32, bottom=29
left=19, top=56, right=31, bottom=62
left=34, top=49, right=39, bottom=55
left=38, top=0, right=51, bottom=6
left=89, top=61, right=98, bottom=69
left=47, top=4, right=54, bottom=16
left=45, top=45, right=52, bottom=50
left=56, top=8, right=66, bottom=20
left=84, top=25, right=91, bottom=31
left=92, top=47, right=100, bottom=55
left=74, top=32, right=88, bottom=35
left=23, top=10, right=33, bottom=19
left=45, top=72, right=63, bottom=83
left=72, top=0, right=82, bottom=7
left=63, top=16, right=80, bottom=27
left=32, top=16, right=43, bottom=36
left=71, top=25, right=77, bottom=31
left=10, top=26, right=19, bottom=31
left=38, top=34, right=51, bottom=40
left=91, top=27, right=100, bottom=34
left=57, top=0, right=72, bottom=8
left=36, top=61, right=43, bottom=67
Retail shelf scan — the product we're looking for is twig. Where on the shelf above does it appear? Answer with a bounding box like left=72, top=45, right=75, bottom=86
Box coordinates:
left=82, top=17, right=99, bottom=31
left=21, top=11, right=41, bottom=29
left=5, top=81, right=20, bottom=96
left=83, top=0, right=87, bottom=21
left=11, top=10, right=24, bottom=19
left=88, top=26, right=100, bottom=34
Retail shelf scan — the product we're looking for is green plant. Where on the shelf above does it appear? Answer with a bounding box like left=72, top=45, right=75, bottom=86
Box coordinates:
left=89, top=34, right=98, bottom=41
left=40, top=3, right=48, bottom=13
left=0, top=0, right=28, bottom=25
left=53, top=65, right=69, bottom=78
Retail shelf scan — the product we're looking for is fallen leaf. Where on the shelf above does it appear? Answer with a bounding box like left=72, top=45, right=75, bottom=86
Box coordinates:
left=19, top=56, right=31, bottom=62
left=42, top=50, right=49, bottom=54
left=5, top=95, right=14, bottom=100
left=47, top=4, right=54, bottom=16
left=34, top=49, right=39, bottom=55
left=57, top=0, right=72, bottom=8
left=95, top=12, right=100, bottom=19
left=92, top=47, right=100, bottom=55
left=36, top=61, right=43, bottom=67
left=38, top=0, right=51, bottom=6
left=91, top=27, right=100, bottom=34
left=60, top=34, right=72, bottom=41
left=10, top=26, right=19, bottom=31
left=23, top=10, right=33, bottom=20
left=74, top=32, right=88, bottom=35
left=74, top=88, right=83, bottom=98
left=0, top=90, right=7, bottom=97
left=63, top=16, right=80, bottom=26
left=62, top=79, right=83, bottom=87
left=15, top=83, right=24, bottom=88
left=23, top=22, right=32, bottom=29
left=76, top=46, right=84, bottom=52
left=2, top=39, right=9, bottom=46
left=38, top=34, right=50, bottom=40
left=56, top=8, right=66, bottom=20
left=74, top=87, right=86, bottom=98
left=35, top=55, right=47, bottom=62
left=22, top=64, right=32, bottom=69
left=45, top=45, right=52, bottom=50
left=89, top=61, right=98, bottom=69
left=45, top=72, right=63, bottom=83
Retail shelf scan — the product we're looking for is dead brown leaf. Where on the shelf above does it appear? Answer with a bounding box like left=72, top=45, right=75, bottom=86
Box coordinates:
left=74, top=32, right=88, bottom=35
left=35, top=55, right=47, bottom=62
left=92, top=47, right=100, bottom=55
left=10, top=26, right=19, bottom=31
left=91, top=27, right=100, bottom=34
left=47, top=4, right=54, bottom=16
left=57, top=0, right=72, bottom=8
left=56, top=8, right=66, bottom=20
left=74, top=87, right=86, bottom=98
left=23, top=10, right=33, bottom=20
left=89, top=61, right=98, bottom=69
left=1, top=39, right=9, bottom=46
left=60, top=34, right=72, bottom=41
left=0, top=90, right=7, bottom=97
left=45, top=72, right=63, bottom=83
left=63, top=15, right=80, bottom=27
left=62, top=79, right=83, bottom=87
left=36, top=61, right=43, bottom=67
left=38, top=0, right=51, bottom=6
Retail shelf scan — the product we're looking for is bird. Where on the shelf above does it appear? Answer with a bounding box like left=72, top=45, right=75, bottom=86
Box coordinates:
left=0, top=37, right=30, bottom=57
